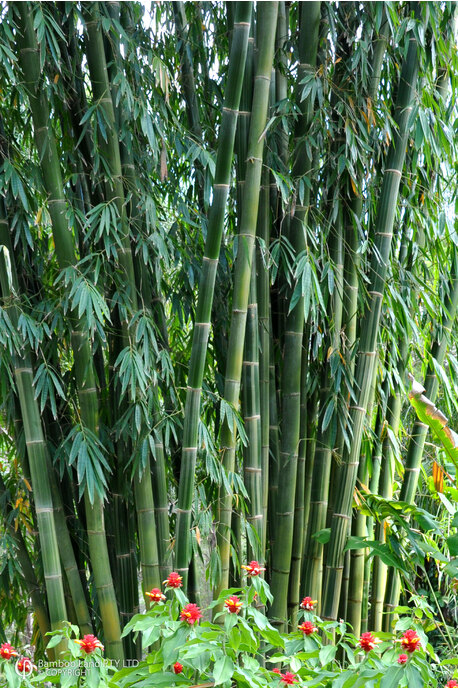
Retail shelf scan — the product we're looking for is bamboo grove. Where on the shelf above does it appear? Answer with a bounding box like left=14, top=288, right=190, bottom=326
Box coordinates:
left=0, top=0, right=457, bottom=662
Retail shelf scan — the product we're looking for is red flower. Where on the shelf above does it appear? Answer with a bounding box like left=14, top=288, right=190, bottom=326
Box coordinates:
left=280, top=671, right=297, bottom=685
left=145, top=588, right=166, bottom=604
left=173, top=662, right=183, bottom=674
left=16, top=657, right=36, bottom=674
left=445, top=681, right=458, bottom=688
left=300, top=596, right=317, bottom=611
left=224, top=595, right=243, bottom=614
left=397, top=654, right=408, bottom=664
left=163, top=571, right=183, bottom=589
left=0, top=643, right=18, bottom=660
left=180, top=603, right=203, bottom=625
left=359, top=632, right=380, bottom=652
left=399, top=629, right=421, bottom=653
left=298, top=621, right=317, bottom=636
left=241, top=560, right=265, bottom=577
left=272, top=668, right=281, bottom=674
left=75, top=634, right=104, bottom=654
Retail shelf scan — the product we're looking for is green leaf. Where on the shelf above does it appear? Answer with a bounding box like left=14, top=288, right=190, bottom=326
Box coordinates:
left=319, top=645, right=337, bottom=666
left=380, top=665, right=404, bottom=688
left=213, top=656, right=234, bottom=686
left=447, top=534, right=458, bottom=556
left=162, top=625, right=188, bottom=667
left=312, top=528, right=331, bottom=544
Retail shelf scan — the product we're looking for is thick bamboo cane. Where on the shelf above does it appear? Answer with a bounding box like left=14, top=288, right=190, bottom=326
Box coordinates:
left=174, top=2, right=253, bottom=589
left=215, top=1, right=278, bottom=599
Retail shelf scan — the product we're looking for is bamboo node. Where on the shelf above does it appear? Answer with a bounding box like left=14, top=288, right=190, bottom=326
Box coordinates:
left=333, top=513, right=351, bottom=520
left=349, top=404, right=365, bottom=412
left=255, top=74, right=272, bottom=84
left=176, top=508, right=192, bottom=514
left=384, top=168, right=402, bottom=176
left=369, top=290, right=384, bottom=297
left=244, top=467, right=261, bottom=473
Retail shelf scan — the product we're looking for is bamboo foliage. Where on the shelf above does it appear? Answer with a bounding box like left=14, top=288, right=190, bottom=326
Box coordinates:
left=13, top=3, right=123, bottom=661
left=322, top=8, right=421, bottom=622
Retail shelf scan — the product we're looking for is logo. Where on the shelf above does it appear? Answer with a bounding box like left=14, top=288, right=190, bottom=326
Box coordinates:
left=15, top=658, right=35, bottom=679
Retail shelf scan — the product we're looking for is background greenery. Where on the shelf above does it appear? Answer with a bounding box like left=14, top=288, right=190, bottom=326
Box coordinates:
left=0, top=0, right=457, bottom=670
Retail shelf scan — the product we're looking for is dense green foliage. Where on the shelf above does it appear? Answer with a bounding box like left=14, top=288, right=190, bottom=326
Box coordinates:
left=0, top=0, right=458, bottom=683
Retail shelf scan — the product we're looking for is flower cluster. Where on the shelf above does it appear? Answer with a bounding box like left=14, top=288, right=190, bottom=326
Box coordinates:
left=163, top=572, right=183, bottom=588
left=298, top=621, right=317, bottom=636
left=173, top=661, right=183, bottom=674
left=145, top=588, right=166, bottom=604
left=399, top=629, right=421, bottom=653
left=180, top=603, right=203, bottom=626
left=272, top=668, right=297, bottom=685
left=75, top=634, right=104, bottom=654
left=224, top=595, right=243, bottom=614
left=359, top=631, right=380, bottom=652
left=241, top=560, right=265, bottom=577
left=445, top=680, right=458, bottom=688
left=280, top=671, right=297, bottom=686
left=397, top=654, right=408, bottom=664
left=0, top=643, right=18, bottom=660
left=300, top=596, right=317, bottom=611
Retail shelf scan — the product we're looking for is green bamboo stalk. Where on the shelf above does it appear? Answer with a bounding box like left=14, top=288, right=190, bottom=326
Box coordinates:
left=257, top=166, right=271, bottom=560
left=243, top=261, right=262, bottom=561
left=366, top=381, right=389, bottom=632
left=322, top=14, right=420, bottom=622
left=267, top=322, right=280, bottom=548
left=270, top=2, right=320, bottom=629
left=14, top=4, right=123, bottom=660
left=288, top=329, right=310, bottom=625
left=215, top=1, right=278, bottom=599
left=174, top=2, right=252, bottom=589
left=172, top=1, right=203, bottom=144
